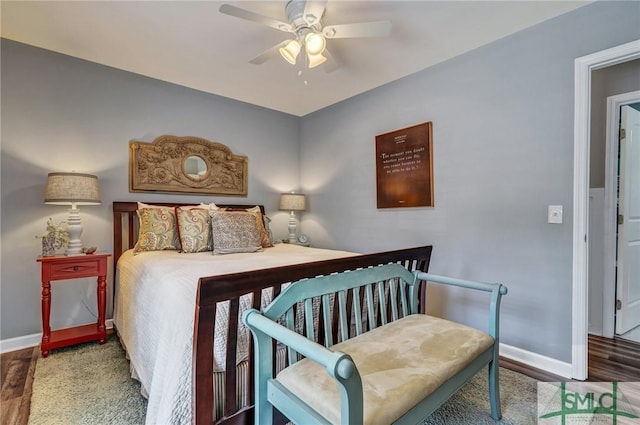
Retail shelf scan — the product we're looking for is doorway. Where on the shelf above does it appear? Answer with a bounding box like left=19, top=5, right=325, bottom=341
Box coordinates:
left=614, top=101, right=640, bottom=342
left=572, top=39, right=640, bottom=380
left=600, top=93, right=640, bottom=344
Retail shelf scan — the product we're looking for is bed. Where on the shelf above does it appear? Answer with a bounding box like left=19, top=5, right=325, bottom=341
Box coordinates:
left=112, top=201, right=433, bottom=425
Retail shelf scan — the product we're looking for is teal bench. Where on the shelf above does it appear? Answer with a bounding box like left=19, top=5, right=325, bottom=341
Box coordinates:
left=243, top=263, right=508, bottom=425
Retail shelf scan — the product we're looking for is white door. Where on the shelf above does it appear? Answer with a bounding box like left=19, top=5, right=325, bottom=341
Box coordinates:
left=616, top=104, right=640, bottom=335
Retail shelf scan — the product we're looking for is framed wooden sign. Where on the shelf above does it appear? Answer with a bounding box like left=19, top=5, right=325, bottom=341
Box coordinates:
left=376, top=122, right=434, bottom=208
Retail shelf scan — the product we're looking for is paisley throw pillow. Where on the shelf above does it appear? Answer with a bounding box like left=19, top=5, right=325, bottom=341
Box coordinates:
left=176, top=207, right=212, bottom=253
left=133, top=207, right=180, bottom=253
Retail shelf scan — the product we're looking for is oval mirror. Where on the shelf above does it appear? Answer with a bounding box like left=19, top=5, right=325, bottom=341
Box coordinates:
left=184, top=155, right=207, bottom=181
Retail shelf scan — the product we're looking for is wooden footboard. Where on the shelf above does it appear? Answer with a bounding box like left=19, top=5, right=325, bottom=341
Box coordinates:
left=193, top=245, right=433, bottom=425
left=112, top=201, right=432, bottom=425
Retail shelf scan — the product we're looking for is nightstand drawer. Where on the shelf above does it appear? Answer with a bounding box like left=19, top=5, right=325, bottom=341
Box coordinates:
left=48, top=260, right=101, bottom=279
left=38, top=253, right=110, bottom=282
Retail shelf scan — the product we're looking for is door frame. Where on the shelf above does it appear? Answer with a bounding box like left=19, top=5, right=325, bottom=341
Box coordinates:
left=603, top=91, right=640, bottom=338
left=572, top=39, right=640, bottom=380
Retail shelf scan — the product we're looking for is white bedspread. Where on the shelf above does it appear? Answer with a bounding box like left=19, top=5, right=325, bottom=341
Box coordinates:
left=114, top=244, right=356, bottom=425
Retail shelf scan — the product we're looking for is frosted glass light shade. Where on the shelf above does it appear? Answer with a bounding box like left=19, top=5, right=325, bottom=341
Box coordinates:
left=279, top=40, right=301, bottom=65
left=307, top=53, right=327, bottom=69
left=304, top=32, right=326, bottom=56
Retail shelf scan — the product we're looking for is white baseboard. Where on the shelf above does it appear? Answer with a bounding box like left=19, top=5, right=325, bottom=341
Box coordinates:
left=1, top=326, right=573, bottom=379
left=500, top=342, right=573, bottom=379
left=0, top=319, right=114, bottom=354
left=0, top=332, right=41, bottom=354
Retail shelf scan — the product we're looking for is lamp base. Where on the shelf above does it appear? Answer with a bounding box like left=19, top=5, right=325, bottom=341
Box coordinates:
left=65, top=207, right=83, bottom=256
left=288, top=211, right=298, bottom=244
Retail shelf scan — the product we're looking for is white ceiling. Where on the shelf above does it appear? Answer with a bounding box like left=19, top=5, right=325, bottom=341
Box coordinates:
left=1, top=1, right=589, bottom=117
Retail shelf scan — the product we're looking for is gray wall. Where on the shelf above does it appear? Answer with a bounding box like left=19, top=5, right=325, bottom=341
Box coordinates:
left=1, top=40, right=300, bottom=340
left=2, top=1, right=639, bottom=366
left=299, top=1, right=640, bottom=362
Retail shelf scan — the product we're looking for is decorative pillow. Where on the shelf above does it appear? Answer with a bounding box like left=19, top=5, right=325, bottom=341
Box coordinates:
left=263, top=215, right=276, bottom=245
left=133, top=207, right=180, bottom=253
left=199, top=202, right=222, bottom=211
left=175, top=207, right=212, bottom=253
left=137, top=201, right=159, bottom=210
left=245, top=206, right=274, bottom=248
left=209, top=211, right=263, bottom=255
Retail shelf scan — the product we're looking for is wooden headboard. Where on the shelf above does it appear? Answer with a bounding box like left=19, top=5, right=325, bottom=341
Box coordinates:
left=112, top=201, right=266, bottom=273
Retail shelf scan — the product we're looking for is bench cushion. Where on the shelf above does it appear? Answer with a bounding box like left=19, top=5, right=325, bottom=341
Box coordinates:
left=276, top=314, right=494, bottom=425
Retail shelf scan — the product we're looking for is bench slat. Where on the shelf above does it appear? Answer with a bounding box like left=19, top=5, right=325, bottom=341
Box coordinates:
left=377, top=281, right=388, bottom=326
left=338, top=291, right=348, bottom=342
left=352, top=288, right=363, bottom=336
left=304, top=298, right=315, bottom=341
left=365, top=284, right=375, bottom=331
left=322, top=294, right=333, bottom=347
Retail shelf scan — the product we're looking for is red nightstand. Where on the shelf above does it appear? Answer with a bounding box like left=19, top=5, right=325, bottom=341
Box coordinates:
left=36, top=253, right=110, bottom=357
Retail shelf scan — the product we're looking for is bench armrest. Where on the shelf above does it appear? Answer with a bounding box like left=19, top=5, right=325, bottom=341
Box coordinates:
left=413, top=271, right=507, bottom=340
left=414, top=272, right=507, bottom=295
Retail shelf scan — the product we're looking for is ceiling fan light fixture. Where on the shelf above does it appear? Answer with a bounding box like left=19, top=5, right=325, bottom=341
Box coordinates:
left=279, top=39, right=301, bottom=65
left=304, top=32, right=326, bottom=56
left=307, top=52, right=327, bottom=69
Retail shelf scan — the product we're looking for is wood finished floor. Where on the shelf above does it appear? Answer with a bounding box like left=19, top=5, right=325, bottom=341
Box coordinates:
left=1, top=346, right=38, bottom=425
left=588, top=334, right=640, bottom=381
left=1, top=335, right=639, bottom=425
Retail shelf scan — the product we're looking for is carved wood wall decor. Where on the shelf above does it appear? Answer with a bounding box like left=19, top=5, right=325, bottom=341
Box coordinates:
left=129, top=135, right=248, bottom=196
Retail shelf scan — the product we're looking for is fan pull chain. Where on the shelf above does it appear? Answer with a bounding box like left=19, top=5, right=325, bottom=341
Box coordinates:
left=297, top=70, right=309, bottom=86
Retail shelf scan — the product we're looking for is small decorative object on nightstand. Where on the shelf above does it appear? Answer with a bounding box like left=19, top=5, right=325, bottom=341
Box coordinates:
left=36, top=218, right=70, bottom=257
left=297, top=233, right=310, bottom=247
left=36, top=253, right=110, bottom=357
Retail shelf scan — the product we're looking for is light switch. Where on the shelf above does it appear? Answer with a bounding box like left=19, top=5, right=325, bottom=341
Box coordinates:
left=548, top=205, right=563, bottom=224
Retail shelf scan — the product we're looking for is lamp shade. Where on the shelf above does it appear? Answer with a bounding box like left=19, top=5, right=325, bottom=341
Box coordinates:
left=304, top=32, right=326, bottom=56
left=279, top=40, right=301, bottom=65
left=307, top=52, right=327, bottom=69
left=279, top=193, right=306, bottom=211
left=44, top=172, right=101, bottom=205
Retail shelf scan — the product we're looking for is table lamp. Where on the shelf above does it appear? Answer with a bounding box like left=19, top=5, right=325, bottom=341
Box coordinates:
left=44, top=172, right=101, bottom=255
left=279, top=192, right=306, bottom=244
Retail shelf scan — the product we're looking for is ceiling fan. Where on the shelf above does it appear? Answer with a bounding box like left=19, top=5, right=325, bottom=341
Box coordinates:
left=219, top=0, right=392, bottom=70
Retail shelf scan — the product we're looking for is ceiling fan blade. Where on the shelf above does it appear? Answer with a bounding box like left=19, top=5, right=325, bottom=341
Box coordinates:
left=303, top=0, right=327, bottom=26
left=219, top=4, right=293, bottom=33
left=323, top=21, right=392, bottom=39
left=322, top=48, right=340, bottom=73
left=249, top=40, right=290, bottom=65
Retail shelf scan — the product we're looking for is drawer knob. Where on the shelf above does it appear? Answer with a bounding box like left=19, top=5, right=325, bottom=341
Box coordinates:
left=73, top=266, right=79, bottom=271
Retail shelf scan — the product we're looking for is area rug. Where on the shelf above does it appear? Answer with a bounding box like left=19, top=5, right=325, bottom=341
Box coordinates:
left=421, top=367, right=538, bottom=425
left=28, top=335, right=147, bottom=425
left=29, top=335, right=540, bottom=425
